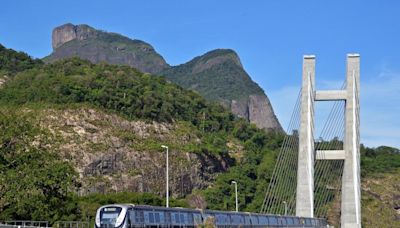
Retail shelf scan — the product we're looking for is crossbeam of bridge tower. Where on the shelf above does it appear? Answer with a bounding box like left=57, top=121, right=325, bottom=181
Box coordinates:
left=296, top=55, right=315, bottom=218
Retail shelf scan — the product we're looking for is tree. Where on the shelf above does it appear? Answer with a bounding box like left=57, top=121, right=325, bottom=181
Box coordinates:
left=0, top=110, right=79, bottom=223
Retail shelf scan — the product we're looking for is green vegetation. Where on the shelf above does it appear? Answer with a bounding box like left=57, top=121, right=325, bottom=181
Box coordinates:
left=161, top=49, right=265, bottom=101
left=361, top=145, right=400, bottom=176
left=0, top=44, right=43, bottom=76
left=0, top=58, right=235, bottom=128
left=0, top=51, right=283, bottom=222
left=0, top=109, right=79, bottom=223
left=360, top=148, right=400, bottom=228
left=202, top=124, right=283, bottom=212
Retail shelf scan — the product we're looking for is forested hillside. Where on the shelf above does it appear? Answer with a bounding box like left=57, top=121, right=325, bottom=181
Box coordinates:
left=0, top=47, right=283, bottom=223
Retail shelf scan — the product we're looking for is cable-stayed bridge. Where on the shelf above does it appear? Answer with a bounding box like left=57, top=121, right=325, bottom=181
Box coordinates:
left=260, top=54, right=361, bottom=228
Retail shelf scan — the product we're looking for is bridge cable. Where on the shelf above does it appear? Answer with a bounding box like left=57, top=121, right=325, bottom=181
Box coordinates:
left=260, top=89, right=302, bottom=214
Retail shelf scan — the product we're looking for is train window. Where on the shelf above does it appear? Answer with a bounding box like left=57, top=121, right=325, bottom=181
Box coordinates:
left=225, top=214, right=229, bottom=224
left=250, top=215, right=258, bottom=225
left=293, top=217, right=300, bottom=224
left=268, top=216, right=278, bottom=225
left=258, top=216, right=268, bottom=225
left=216, top=214, right=226, bottom=225
left=231, top=215, right=236, bottom=224
left=286, top=217, right=294, bottom=225
left=165, top=212, right=171, bottom=223
left=225, top=214, right=230, bottom=224
left=188, top=213, right=194, bottom=224
left=155, top=213, right=160, bottom=223
left=180, top=214, right=185, bottom=224
left=135, top=211, right=144, bottom=223
left=305, top=219, right=312, bottom=225
left=174, top=213, right=180, bottom=223
left=149, top=213, right=154, bottom=223
left=234, top=215, right=243, bottom=224
left=193, top=213, right=202, bottom=225
left=311, top=219, right=316, bottom=225
left=244, top=215, right=251, bottom=225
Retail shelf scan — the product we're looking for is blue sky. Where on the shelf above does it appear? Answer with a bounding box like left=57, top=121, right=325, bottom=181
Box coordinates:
left=1, top=0, right=399, bottom=148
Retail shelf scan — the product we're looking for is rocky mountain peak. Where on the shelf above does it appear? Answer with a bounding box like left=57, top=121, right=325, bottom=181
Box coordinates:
left=190, top=49, right=243, bottom=74
left=46, top=23, right=169, bottom=74
left=161, top=49, right=283, bottom=132
left=52, top=23, right=98, bottom=50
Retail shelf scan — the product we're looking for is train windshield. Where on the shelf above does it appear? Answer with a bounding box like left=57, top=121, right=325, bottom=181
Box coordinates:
left=100, top=207, right=123, bottom=226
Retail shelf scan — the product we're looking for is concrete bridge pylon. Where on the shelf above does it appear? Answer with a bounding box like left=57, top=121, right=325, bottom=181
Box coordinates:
left=295, top=54, right=361, bottom=228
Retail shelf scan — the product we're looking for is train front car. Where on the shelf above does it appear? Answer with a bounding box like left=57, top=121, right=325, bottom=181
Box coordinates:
left=95, top=205, right=130, bottom=228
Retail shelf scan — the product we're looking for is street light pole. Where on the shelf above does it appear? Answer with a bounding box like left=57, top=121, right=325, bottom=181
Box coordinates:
left=231, top=181, right=238, bottom=212
left=161, top=145, right=169, bottom=208
left=283, top=201, right=287, bottom=215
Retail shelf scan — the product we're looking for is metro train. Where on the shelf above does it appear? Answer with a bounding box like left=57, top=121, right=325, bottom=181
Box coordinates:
left=95, top=204, right=328, bottom=228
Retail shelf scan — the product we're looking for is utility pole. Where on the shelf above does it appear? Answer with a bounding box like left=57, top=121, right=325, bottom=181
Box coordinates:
left=231, top=181, right=238, bottom=212
left=161, top=145, right=169, bottom=208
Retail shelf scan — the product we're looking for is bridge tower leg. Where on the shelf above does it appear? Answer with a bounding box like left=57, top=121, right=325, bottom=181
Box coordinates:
left=341, top=54, right=361, bottom=228
left=296, top=55, right=315, bottom=218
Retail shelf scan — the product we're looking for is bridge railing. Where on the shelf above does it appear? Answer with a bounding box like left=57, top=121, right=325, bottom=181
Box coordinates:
left=0, top=220, right=90, bottom=228
left=1, top=220, right=48, bottom=227
left=54, top=221, right=89, bottom=228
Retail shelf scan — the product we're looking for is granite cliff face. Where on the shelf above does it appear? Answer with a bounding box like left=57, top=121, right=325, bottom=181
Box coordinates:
left=45, top=24, right=282, bottom=131
left=231, top=95, right=282, bottom=131
left=52, top=23, right=98, bottom=49
left=46, top=24, right=169, bottom=74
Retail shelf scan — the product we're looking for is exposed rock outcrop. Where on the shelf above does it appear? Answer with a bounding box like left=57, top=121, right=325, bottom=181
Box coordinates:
left=39, top=108, right=234, bottom=197
left=231, top=95, right=282, bottom=131
left=52, top=23, right=98, bottom=49
left=46, top=23, right=169, bottom=74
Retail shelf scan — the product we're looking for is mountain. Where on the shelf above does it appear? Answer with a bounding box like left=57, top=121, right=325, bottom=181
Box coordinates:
left=45, top=23, right=282, bottom=131
left=45, top=23, right=169, bottom=74
left=160, top=49, right=282, bottom=131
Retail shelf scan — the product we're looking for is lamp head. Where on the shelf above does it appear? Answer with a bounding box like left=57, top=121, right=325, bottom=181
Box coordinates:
left=231, top=181, right=237, bottom=184
left=161, top=145, right=168, bottom=149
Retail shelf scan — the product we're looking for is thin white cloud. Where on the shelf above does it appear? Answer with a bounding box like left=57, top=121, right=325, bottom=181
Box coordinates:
left=360, top=68, right=400, bottom=148
left=269, top=69, right=400, bottom=148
